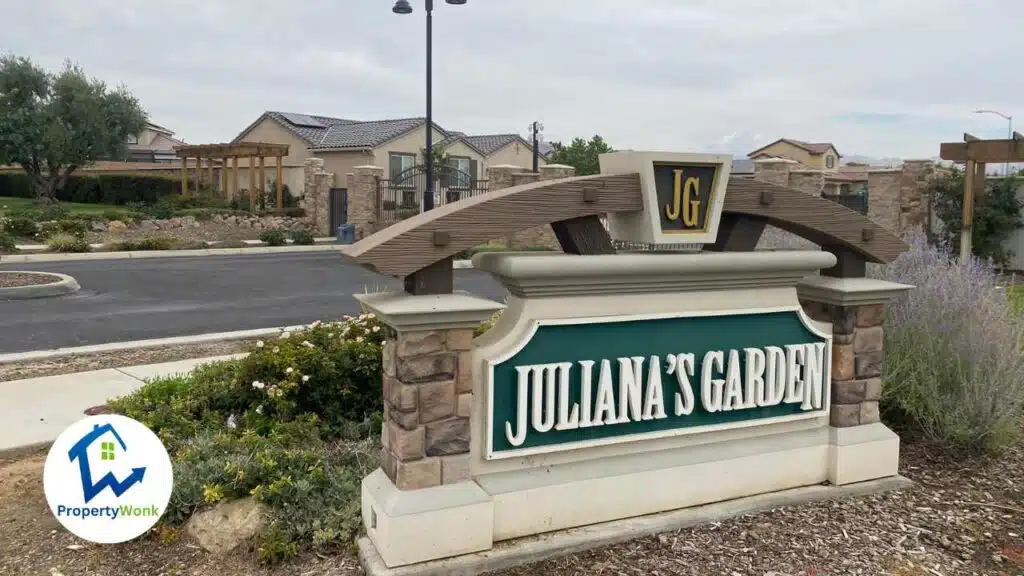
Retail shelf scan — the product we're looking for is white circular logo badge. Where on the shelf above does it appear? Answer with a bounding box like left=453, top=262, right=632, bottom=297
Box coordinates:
left=43, top=415, right=174, bottom=544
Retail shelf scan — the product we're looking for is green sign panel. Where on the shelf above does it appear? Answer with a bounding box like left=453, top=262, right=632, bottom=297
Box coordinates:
left=653, top=162, right=721, bottom=235
left=486, top=308, right=831, bottom=460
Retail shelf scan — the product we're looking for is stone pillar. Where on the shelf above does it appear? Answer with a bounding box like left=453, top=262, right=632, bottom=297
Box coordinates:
left=539, top=163, right=576, bottom=180
left=303, top=158, right=333, bottom=236
left=753, top=158, right=797, bottom=188
left=788, top=169, right=825, bottom=196
left=899, top=160, right=933, bottom=235
left=356, top=291, right=504, bottom=567
left=797, top=275, right=913, bottom=485
left=867, top=168, right=902, bottom=234
left=486, top=165, right=528, bottom=247
left=345, top=165, right=383, bottom=241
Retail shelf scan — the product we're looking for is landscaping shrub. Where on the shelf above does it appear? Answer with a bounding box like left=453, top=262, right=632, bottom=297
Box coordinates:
left=930, top=170, right=1024, bottom=268
left=259, top=229, right=287, bottom=246
left=873, top=232, right=1024, bottom=453
left=113, top=236, right=178, bottom=251
left=0, top=172, right=181, bottom=205
left=172, top=207, right=249, bottom=221
left=265, top=207, right=306, bottom=218
left=0, top=230, right=16, bottom=253
left=46, top=232, right=90, bottom=252
left=2, top=216, right=38, bottom=237
left=38, top=218, right=88, bottom=239
left=108, top=316, right=387, bottom=562
left=290, top=228, right=314, bottom=245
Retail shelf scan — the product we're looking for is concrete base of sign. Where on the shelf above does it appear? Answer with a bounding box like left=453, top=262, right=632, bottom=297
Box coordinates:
left=359, top=422, right=904, bottom=570
left=358, top=473, right=912, bottom=576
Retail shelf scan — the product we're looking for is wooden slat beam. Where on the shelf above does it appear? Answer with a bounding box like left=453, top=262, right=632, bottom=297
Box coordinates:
left=173, top=142, right=290, bottom=159
left=940, top=139, right=1024, bottom=163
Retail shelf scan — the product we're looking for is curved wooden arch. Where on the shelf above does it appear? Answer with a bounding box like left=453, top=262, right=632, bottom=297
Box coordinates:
left=341, top=173, right=907, bottom=287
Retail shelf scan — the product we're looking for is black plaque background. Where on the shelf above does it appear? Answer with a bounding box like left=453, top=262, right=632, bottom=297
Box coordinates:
left=653, top=163, right=719, bottom=233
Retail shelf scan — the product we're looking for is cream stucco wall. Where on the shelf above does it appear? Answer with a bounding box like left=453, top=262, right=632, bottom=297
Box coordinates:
left=234, top=118, right=312, bottom=168
left=371, top=125, right=487, bottom=172
left=483, top=140, right=544, bottom=172
left=318, top=150, right=374, bottom=189
left=751, top=142, right=839, bottom=170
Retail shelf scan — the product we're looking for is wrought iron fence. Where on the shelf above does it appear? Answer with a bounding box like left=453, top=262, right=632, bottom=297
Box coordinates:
left=599, top=216, right=703, bottom=252
left=377, top=164, right=489, bottom=225
left=821, top=192, right=869, bottom=215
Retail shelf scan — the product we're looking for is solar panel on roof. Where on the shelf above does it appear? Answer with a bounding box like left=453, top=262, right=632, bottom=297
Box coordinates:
left=279, top=112, right=325, bottom=128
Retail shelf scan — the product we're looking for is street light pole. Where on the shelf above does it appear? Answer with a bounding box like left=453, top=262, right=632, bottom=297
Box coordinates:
left=393, top=0, right=468, bottom=213
left=973, top=109, right=1013, bottom=176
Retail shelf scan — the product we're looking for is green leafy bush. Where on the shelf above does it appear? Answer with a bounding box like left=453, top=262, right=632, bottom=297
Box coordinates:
left=290, top=228, right=314, bottom=245
left=2, top=216, right=38, bottom=237
left=0, top=172, right=182, bottom=205
left=113, top=236, right=178, bottom=251
left=265, top=207, right=306, bottom=218
left=0, top=230, right=16, bottom=253
left=38, top=218, right=88, bottom=239
left=259, top=229, right=287, bottom=246
left=930, top=170, right=1024, bottom=267
left=47, top=232, right=90, bottom=252
left=108, top=316, right=388, bottom=562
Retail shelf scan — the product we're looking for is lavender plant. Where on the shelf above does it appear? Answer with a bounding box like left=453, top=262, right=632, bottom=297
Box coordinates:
left=873, top=232, right=1024, bottom=453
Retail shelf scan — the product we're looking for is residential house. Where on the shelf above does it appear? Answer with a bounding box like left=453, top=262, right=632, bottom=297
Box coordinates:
left=229, top=111, right=545, bottom=197
left=748, top=138, right=841, bottom=171
left=124, top=122, right=186, bottom=163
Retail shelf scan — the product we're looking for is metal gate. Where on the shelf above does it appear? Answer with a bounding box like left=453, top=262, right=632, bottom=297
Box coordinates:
left=329, top=188, right=348, bottom=235
left=377, top=164, right=488, bottom=225
left=822, top=192, right=868, bottom=215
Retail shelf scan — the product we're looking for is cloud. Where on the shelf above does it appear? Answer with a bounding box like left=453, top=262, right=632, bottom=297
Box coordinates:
left=4, top=0, right=1022, bottom=157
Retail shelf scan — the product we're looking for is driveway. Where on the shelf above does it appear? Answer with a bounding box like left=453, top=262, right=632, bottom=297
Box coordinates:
left=0, top=253, right=507, bottom=354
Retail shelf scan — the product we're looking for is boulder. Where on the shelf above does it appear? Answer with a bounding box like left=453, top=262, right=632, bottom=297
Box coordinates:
left=182, top=215, right=198, bottom=227
left=107, top=220, right=128, bottom=232
left=91, top=221, right=107, bottom=232
left=139, top=220, right=158, bottom=231
left=168, top=218, right=184, bottom=228
left=185, top=497, right=266, bottom=554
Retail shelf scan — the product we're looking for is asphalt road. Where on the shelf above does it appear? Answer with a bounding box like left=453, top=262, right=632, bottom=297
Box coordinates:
left=0, top=253, right=507, bottom=354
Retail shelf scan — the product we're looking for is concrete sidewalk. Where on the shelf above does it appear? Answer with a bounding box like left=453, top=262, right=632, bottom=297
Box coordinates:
left=0, top=354, right=245, bottom=454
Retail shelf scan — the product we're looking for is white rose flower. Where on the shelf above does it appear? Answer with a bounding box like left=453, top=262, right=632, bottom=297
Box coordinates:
left=279, top=331, right=291, bottom=340
left=286, top=367, right=294, bottom=374
left=367, top=313, right=376, bottom=319
left=256, top=340, right=265, bottom=348
left=252, top=380, right=265, bottom=390
left=372, top=325, right=381, bottom=333
left=226, top=414, right=238, bottom=429
left=355, top=336, right=364, bottom=343
left=302, top=375, right=310, bottom=382
left=343, top=315, right=353, bottom=321
left=255, top=405, right=264, bottom=414
left=302, top=340, right=315, bottom=349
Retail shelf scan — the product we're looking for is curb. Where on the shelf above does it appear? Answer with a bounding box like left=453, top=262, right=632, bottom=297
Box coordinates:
left=0, top=271, right=80, bottom=300
left=0, top=243, right=341, bottom=264
left=0, top=324, right=309, bottom=364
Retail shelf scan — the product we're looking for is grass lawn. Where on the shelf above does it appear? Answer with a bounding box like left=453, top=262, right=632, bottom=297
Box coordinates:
left=1010, top=285, right=1024, bottom=315
left=0, top=196, right=131, bottom=217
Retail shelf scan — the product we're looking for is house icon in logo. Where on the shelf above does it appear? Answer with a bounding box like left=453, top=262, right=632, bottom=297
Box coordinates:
left=67, top=423, right=147, bottom=504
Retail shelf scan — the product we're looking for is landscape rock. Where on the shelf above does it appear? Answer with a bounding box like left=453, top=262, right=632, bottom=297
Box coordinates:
left=90, top=221, right=107, bottom=232
left=139, top=220, right=158, bottom=231
left=185, top=497, right=266, bottom=554
left=106, top=220, right=128, bottom=231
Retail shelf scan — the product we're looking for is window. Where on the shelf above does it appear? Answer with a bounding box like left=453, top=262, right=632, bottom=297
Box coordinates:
left=448, top=156, right=472, bottom=187
left=825, top=155, right=835, bottom=169
left=389, top=153, right=416, bottom=183
left=100, top=441, right=115, bottom=461
left=125, top=134, right=138, bottom=145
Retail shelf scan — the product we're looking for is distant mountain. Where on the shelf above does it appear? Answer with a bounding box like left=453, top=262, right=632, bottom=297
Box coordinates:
left=841, top=155, right=908, bottom=168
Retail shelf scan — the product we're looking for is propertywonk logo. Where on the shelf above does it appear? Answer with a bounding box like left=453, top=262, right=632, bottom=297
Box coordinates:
left=43, top=415, right=174, bottom=544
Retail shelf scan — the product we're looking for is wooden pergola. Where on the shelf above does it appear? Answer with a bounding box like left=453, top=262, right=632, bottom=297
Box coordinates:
left=173, top=142, right=291, bottom=208
left=939, top=132, right=1024, bottom=260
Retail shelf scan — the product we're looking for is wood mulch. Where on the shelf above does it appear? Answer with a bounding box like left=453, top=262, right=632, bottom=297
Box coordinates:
left=0, top=431, right=1021, bottom=576
left=0, top=272, right=60, bottom=288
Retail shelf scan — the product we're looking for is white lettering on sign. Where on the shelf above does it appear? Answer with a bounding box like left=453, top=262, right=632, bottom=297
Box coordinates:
left=503, top=343, right=828, bottom=448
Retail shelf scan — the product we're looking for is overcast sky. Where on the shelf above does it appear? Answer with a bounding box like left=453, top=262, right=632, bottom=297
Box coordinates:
left=4, top=0, right=1022, bottom=160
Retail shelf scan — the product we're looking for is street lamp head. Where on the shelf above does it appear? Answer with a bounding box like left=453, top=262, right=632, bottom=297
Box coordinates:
left=445, top=0, right=468, bottom=4
left=392, top=0, right=413, bottom=14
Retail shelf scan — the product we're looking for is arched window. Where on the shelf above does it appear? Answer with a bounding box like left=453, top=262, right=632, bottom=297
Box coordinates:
left=825, top=155, right=835, bottom=169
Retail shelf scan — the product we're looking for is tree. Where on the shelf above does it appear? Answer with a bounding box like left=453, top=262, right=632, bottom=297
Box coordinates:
left=929, top=166, right=1023, bottom=267
left=546, top=135, right=614, bottom=175
left=0, top=55, right=147, bottom=202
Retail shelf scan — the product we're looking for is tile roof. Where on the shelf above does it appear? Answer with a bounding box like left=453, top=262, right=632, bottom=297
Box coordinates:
left=461, top=134, right=525, bottom=156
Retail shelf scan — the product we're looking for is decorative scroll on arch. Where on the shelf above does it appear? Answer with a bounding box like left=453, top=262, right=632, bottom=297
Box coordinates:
left=340, top=173, right=908, bottom=294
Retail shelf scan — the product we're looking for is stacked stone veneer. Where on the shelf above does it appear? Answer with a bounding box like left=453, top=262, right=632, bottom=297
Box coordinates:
left=303, top=158, right=334, bottom=236
left=753, top=159, right=821, bottom=251
left=799, top=300, right=885, bottom=427
left=380, top=326, right=475, bottom=490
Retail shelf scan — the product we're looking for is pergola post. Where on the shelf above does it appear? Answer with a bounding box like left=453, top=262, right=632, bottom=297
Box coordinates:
left=249, top=155, right=256, bottom=205
left=180, top=158, right=189, bottom=197
left=258, top=155, right=266, bottom=209
left=276, top=154, right=284, bottom=209
left=208, top=159, right=215, bottom=192
left=220, top=157, right=228, bottom=196
left=232, top=156, right=239, bottom=201
left=194, top=155, right=202, bottom=195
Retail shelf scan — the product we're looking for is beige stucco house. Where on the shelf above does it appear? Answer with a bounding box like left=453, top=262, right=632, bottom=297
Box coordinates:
left=748, top=138, right=841, bottom=170
left=125, top=122, right=186, bottom=163
left=229, top=111, right=545, bottom=197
